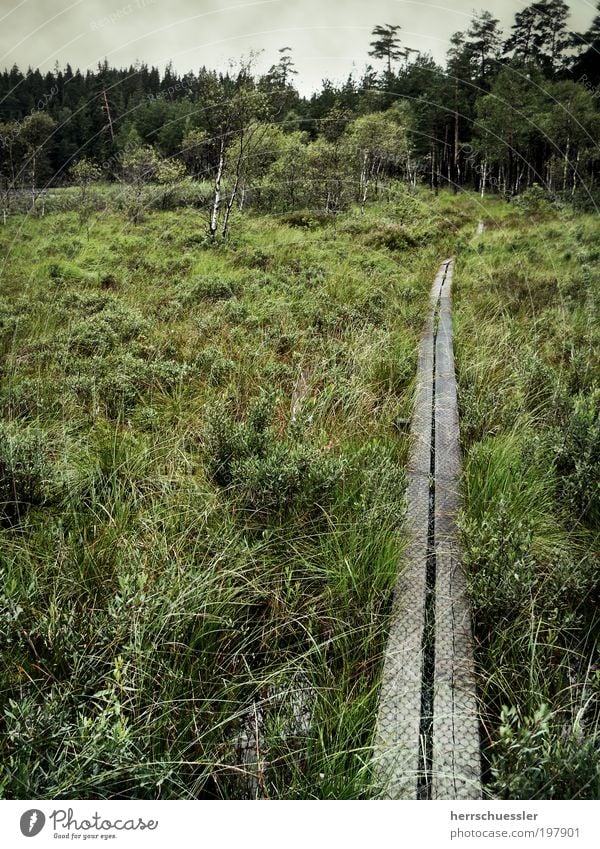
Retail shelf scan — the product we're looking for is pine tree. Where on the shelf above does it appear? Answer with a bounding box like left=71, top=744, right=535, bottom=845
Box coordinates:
left=504, top=0, right=570, bottom=73
left=572, top=1, right=600, bottom=86
left=464, top=11, right=502, bottom=88
left=368, top=25, right=406, bottom=75
left=504, top=6, right=538, bottom=61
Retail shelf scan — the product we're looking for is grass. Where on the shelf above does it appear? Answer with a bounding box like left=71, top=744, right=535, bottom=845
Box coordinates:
left=453, top=192, right=600, bottom=799
left=2, top=186, right=596, bottom=800
left=0, top=188, right=481, bottom=799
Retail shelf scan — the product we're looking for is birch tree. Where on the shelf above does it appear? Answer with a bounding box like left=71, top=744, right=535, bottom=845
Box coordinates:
left=204, top=63, right=270, bottom=241
left=346, top=106, right=412, bottom=207
left=538, top=80, right=600, bottom=195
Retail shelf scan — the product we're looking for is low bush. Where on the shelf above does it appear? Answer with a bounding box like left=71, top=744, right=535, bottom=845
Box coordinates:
left=364, top=223, right=417, bottom=252
left=553, top=391, right=600, bottom=525
left=280, top=210, right=331, bottom=229
left=65, top=301, right=147, bottom=356
left=490, top=704, right=600, bottom=799
left=203, top=394, right=345, bottom=517
left=182, top=275, right=242, bottom=303
left=511, top=184, right=553, bottom=217
left=0, top=423, right=50, bottom=520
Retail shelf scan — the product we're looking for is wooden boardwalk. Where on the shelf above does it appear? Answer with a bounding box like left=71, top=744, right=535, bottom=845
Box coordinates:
left=373, top=259, right=481, bottom=800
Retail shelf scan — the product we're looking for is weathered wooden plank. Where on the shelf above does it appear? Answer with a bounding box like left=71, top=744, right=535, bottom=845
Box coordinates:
left=375, top=257, right=481, bottom=800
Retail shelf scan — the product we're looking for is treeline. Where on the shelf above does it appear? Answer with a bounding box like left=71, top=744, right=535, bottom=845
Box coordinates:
left=1, top=0, right=599, bottom=215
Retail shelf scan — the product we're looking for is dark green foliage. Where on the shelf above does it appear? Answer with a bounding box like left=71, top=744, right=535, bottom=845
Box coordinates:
left=364, top=224, right=417, bottom=252
left=462, top=502, right=536, bottom=624
left=491, top=705, right=600, bottom=799
left=512, top=184, right=553, bottom=217
left=0, top=423, right=49, bottom=520
left=183, top=276, right=242, bottom=303
left=64, top=301, right=147, bottom=356
left=204, top=395, right=344, bottom=516
left=554, top=392, right=600, bottom=525
left=280, top=210, right=332, bottom=229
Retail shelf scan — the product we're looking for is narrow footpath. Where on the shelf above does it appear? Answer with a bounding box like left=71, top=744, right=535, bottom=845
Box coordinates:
left=374, top=258, right=481, bottom=800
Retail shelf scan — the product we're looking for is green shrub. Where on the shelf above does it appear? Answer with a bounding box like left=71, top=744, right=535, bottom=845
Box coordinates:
left=553, top=391, right=600, bottom=525
left=512, top=184, right=553, bottom=217
left=490, top=704, right=600, bottom=799
left=364, top=224, right=417, bottom=252
left=233, top=443, right=344, bottom=515
left=0, top=423, right=50, bottom=520
left=193, top=349, right=235, bottom=386
left=203, top=394, right=345, bottom=516
left=59, top=292, right=112, bottom=314
left=280, top=210, right=331, bottom=229
left=65, top=302, right=147, bottom=356
left=0, top=378, right=52, bottom=420
left=232, top=247, right=273, bottom=271
left=461, top=501, right=536, bottom=623
left=183, top=276, right=242, bottom=303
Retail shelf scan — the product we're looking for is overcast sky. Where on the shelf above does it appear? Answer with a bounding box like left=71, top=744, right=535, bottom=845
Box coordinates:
left=0, top=0, right=596, bottom=93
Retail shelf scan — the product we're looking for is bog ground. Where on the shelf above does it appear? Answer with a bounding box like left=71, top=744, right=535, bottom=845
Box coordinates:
left=0, top=189, right=598, bottom=799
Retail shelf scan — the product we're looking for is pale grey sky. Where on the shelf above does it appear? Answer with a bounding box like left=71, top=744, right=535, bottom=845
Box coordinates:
left=0, top=0, right=596, bottom=92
